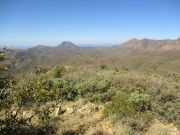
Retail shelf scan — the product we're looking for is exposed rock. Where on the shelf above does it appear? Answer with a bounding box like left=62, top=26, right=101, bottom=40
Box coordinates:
left=11, top=110, right=18, bottom=117
left=66, top=107, right=75, bottom=114
left=22, top=110, right=33, bottom=118
left=55, top=105, right=66, bottom=116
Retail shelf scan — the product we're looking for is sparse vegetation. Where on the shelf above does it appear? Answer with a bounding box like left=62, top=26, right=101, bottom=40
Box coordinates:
left=1, top=0, right=180, bottom=134
left=0, top=49, right=180, bottom=134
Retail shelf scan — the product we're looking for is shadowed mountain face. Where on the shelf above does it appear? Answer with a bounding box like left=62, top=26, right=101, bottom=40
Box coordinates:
left=6, top=38, right=180, bottom=74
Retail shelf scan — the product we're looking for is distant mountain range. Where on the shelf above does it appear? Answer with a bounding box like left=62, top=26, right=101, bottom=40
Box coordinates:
left=4, top=37, right=180, bottom=74
left=118, top=38, right=180, bottom=51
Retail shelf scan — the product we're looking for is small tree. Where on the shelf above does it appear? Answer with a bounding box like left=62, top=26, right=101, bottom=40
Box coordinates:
left=0, top=49, right=55, bottom=134
left=0, top=49, right=17, bottom=134
left=0, top=49, right=13, bottom=108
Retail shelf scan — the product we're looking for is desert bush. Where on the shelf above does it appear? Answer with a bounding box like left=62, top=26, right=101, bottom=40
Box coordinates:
left=114, top=67, right=119, bottom=72
left=157, top=92, right=177, bottom=103
left=14, top=74, right=78, bottom=106
left=0, top=112, right=27, bottom=135
left=0, top=53, right=5, bottom=61
left=1, top=75, right=58, bottom=134
left=167, top=72, right=180, bottom=82
left=0, top=50, right=14, bottom=91
left=14, top=76, right=54, bottom=106
left=85, top=89, right=115, bottom=103
left=40, top=76, right=54, bottom=90
left=148, top=87, right=180, bottom=129
left=52, top=65, right=66, bottom=78
left=53, top=78, right=77, bottom=100
left=32, top=66, right=49, bottom=75
left=99, top=64, right=108, bottom=70
left=0, top=49, right=15, bottom=109
left=74, top=77, right=115, bottom=102
left=104, top=92, right=136, bottom=118
left=75, top=77, right=98, bottom=94
left=110, top=74, right=149, bottom=93
left=124, top=118, right=144, bottom=132
left=110, top=73, right=176, bottom=96
left=129, top=92, right=151, bottom=112
left=154, top=99, right=180, bottom=129
left=0, top=50, right=33, bottom=134
left=122, top=66, right=130, bottom=71
left=104, top=92, right=154, bottom=132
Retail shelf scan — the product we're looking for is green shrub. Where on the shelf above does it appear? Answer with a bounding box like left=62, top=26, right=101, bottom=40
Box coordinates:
left=104, top=92, right=154, bottom=132
left=0, top=50, right=31, bottom=134
left=75, top=78, right=111, bottom=95
left=74, top=77, right=97, bottom=96
left=0, top=113, right=26, bottom=135
left=124, top=118, right=144, bottom=132
left=0, top=53, right=5, bottom=61
left=53, top=78, right=77, bottom=100
left=114, top=67, right=119, bottom=72
left=154, top=99, right=180, bottom=129
left=167, top=72, right=180, bottom=82
left=122, top=66, right=130, bottom=71
left=33, top=66, right=49, bottom=75
left=99, top=64, right=108, bottom=70
left=159, top=94, right=176, bottom=104
left=14, top=75, right=57, bottom=106
left=129, top=92, right=151, bottom=112
left=52, top=65, right=66, bottom=78
left=104, top=92, right=136, bottom=118
left=74, top=77, right=114, bottom=102
left=40, top=77, right=54, bottom=90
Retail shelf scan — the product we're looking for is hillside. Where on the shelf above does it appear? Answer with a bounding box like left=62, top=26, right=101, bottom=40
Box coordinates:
left=5, top=37, right=180, bottom=74
left=116, top=38, right=180, bottom=51
left=1, top=41, right=180, bottom=135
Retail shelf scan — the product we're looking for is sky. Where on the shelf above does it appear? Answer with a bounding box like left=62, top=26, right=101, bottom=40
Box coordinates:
left=0, top=0, right=180, bottom=48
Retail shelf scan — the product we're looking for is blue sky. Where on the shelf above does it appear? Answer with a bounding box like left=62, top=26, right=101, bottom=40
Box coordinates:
left=0, top=0, right=180, bottom=47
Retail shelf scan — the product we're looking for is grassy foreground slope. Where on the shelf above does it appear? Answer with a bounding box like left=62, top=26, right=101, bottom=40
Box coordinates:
left=1, top=60, right=180, bottom=134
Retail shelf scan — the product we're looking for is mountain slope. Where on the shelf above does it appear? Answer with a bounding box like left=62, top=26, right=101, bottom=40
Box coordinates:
left=115, top=38, right=180, bottom=51
left=7, top=38, right=180, bottom=74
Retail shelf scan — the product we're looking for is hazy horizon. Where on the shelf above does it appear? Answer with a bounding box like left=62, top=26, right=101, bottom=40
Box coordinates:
left=1, top=36, right=180, bottom=49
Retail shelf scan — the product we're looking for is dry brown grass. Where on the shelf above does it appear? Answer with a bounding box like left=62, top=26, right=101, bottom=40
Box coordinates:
left=145, top=119, right=180, bottom=135
left=53, top=99, right=132, bottom=135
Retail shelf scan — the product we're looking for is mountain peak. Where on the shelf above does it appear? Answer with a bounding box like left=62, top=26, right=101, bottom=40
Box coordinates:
left=59, top=41, right=78, bottom=47
left=55, top=41, right=79, bottom=51
left=35, top=45, right=49, bottom=48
